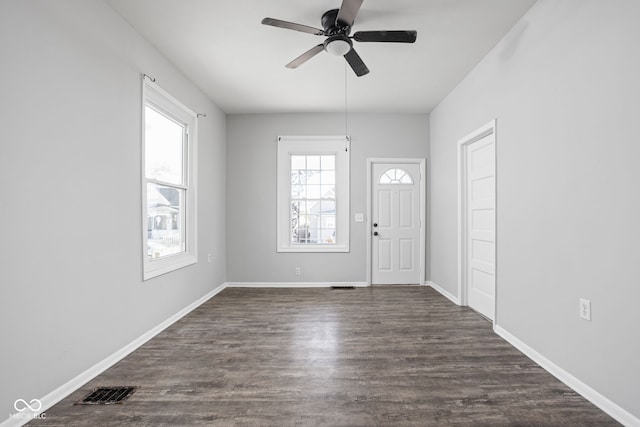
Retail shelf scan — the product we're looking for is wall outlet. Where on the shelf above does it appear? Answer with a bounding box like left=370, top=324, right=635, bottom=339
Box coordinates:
left=579, top=298, right=591, bottom=321
left=207, top=253, right=212, bottom=263
left=354, top=213, right=364, bottom=223
left=295, top=267, right=301, bottom=276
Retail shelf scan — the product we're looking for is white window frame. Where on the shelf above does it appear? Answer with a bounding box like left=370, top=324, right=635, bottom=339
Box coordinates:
left=142, top=76, right=198, bottom=280
left=277, top=136, right=350, bottom=253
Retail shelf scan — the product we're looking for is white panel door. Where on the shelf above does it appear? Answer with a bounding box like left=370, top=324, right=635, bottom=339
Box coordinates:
left=466, top=134, right=496, bottom=319
left=372, top=163, right=421, bottom=284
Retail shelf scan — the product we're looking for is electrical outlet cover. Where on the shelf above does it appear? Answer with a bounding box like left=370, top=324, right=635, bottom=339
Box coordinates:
left=579, top=298, right=591, bottom=321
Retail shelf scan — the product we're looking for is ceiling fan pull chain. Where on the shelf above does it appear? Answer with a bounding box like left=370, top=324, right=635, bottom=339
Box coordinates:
left=345, top=61, right=349, bottom=139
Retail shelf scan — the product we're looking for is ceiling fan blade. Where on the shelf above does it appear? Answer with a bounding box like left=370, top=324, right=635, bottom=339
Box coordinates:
left=344, top=48, right=369, bottom=77
left=353, top=30, right=417, bottom=43
left=336, top=0, right=364, bottom=26
left=286, top=44, right=325, bottom=69
left=261, top=18, right=325, bottom=36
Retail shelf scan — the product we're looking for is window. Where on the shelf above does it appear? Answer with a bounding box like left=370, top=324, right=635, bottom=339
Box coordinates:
left=142, top=77, right=197, bottom=279
left=379, top=168, right=413, bottom=184
left=277, top=136, right=350, bottom=252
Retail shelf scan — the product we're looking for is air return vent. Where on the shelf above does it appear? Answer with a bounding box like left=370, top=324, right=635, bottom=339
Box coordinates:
left=76, top=386, right=138, bottom=405
left=331, top=285, right=355, bottom=290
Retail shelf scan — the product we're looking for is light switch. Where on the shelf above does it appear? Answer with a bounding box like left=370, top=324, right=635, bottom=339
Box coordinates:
left=355, top=213, right=364, bottom=223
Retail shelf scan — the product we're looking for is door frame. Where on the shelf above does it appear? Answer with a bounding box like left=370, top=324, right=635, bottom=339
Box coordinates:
left=458, top=119, right=497, bottom=323
left=366, top=158, right=426, bottom=286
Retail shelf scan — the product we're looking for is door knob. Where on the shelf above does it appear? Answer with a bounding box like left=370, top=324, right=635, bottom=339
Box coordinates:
left=373, top=223, right=378, bottom=227
left=373, top=231, right=379, bottom=236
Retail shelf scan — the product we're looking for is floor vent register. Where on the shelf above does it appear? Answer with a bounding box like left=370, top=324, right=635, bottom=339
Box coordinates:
left=76, top=386, right=138, bottom=405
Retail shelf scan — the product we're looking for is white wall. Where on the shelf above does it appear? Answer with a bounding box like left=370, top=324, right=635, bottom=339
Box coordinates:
left=226, top=113, right=429, bottom=283
left=0, top=0, right=226, bottom=418
left=430, top=0, right=640, bottom=420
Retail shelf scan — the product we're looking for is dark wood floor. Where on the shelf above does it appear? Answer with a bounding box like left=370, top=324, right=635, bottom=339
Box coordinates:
left=30, top=286, right=618, bottom=426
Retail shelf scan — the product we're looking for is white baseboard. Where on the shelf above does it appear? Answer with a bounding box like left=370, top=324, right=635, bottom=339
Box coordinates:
left=1, top=283, right=227, bottom=427
left=426, top=281, right=461, bottom=305
left=226, top=281, right=369, bottom=288
left=494, top=325, right=639, bottom=427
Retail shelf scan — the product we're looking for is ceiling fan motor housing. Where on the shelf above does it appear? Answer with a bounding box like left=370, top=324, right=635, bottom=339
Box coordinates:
left=321, top=9, right=351, bottom=36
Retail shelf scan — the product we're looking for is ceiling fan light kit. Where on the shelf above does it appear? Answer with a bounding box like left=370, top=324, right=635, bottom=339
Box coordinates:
left=262, top=0, right=417, bottom=77
left=325, top=36, right=352, bottom=56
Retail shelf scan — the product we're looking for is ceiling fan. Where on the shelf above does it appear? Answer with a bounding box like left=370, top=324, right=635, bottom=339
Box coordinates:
left=261, top=0, right=417, bottom=77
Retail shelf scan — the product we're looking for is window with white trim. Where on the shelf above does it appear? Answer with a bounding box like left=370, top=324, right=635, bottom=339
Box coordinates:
left=142, top=77, right=197, bottom=279
left=277, top=136, right=350, bottom=252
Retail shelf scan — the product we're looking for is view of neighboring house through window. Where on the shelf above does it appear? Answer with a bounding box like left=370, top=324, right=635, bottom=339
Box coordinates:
left=142, top=77, right=197, bottom=279
left=145, top=106, right=185, bottom=258
left=291, top=154, right=336, bottom=244
left=277, top=136, right=350, bottom=252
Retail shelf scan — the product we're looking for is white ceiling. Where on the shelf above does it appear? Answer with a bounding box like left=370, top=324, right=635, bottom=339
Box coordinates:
left=106, top=0, right=536, bottom=114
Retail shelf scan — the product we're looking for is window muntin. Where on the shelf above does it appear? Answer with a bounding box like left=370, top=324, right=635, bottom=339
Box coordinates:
left=379, top=168, right=413, bottom=184
left=277, top=136, right=350, bottom=253
left=142, top=77, right=197, bottom=279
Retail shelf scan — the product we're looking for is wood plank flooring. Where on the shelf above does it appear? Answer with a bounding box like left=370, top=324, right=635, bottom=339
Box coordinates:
left=29, top=286, right=619, bottom=426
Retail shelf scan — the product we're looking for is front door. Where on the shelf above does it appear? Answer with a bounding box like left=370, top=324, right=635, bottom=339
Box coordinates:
left=371, top=163, right=421, bottom=284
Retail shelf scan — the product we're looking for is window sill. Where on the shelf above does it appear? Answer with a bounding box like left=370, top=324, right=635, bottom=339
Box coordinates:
left=143, top=253, right=197, bottom=280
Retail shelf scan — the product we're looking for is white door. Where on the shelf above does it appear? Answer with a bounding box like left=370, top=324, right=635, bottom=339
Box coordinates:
left=465, top=133, right=496, bottom=319
left=372, top=163, right=421, bottom=284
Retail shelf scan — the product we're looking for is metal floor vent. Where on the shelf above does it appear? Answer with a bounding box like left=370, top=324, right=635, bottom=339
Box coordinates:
left=76, top=386, right=138, bottom=405
left=331, top=285, right=356, bottom=290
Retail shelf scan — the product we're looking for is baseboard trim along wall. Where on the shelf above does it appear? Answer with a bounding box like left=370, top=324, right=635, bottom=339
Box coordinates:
left=494, top=325, right=640, bottom=427
left=426, top=281, right=461, bottom=305
left=1, top=284, right=228, bottom=427
left=226, top=282, right=369, bottom=288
